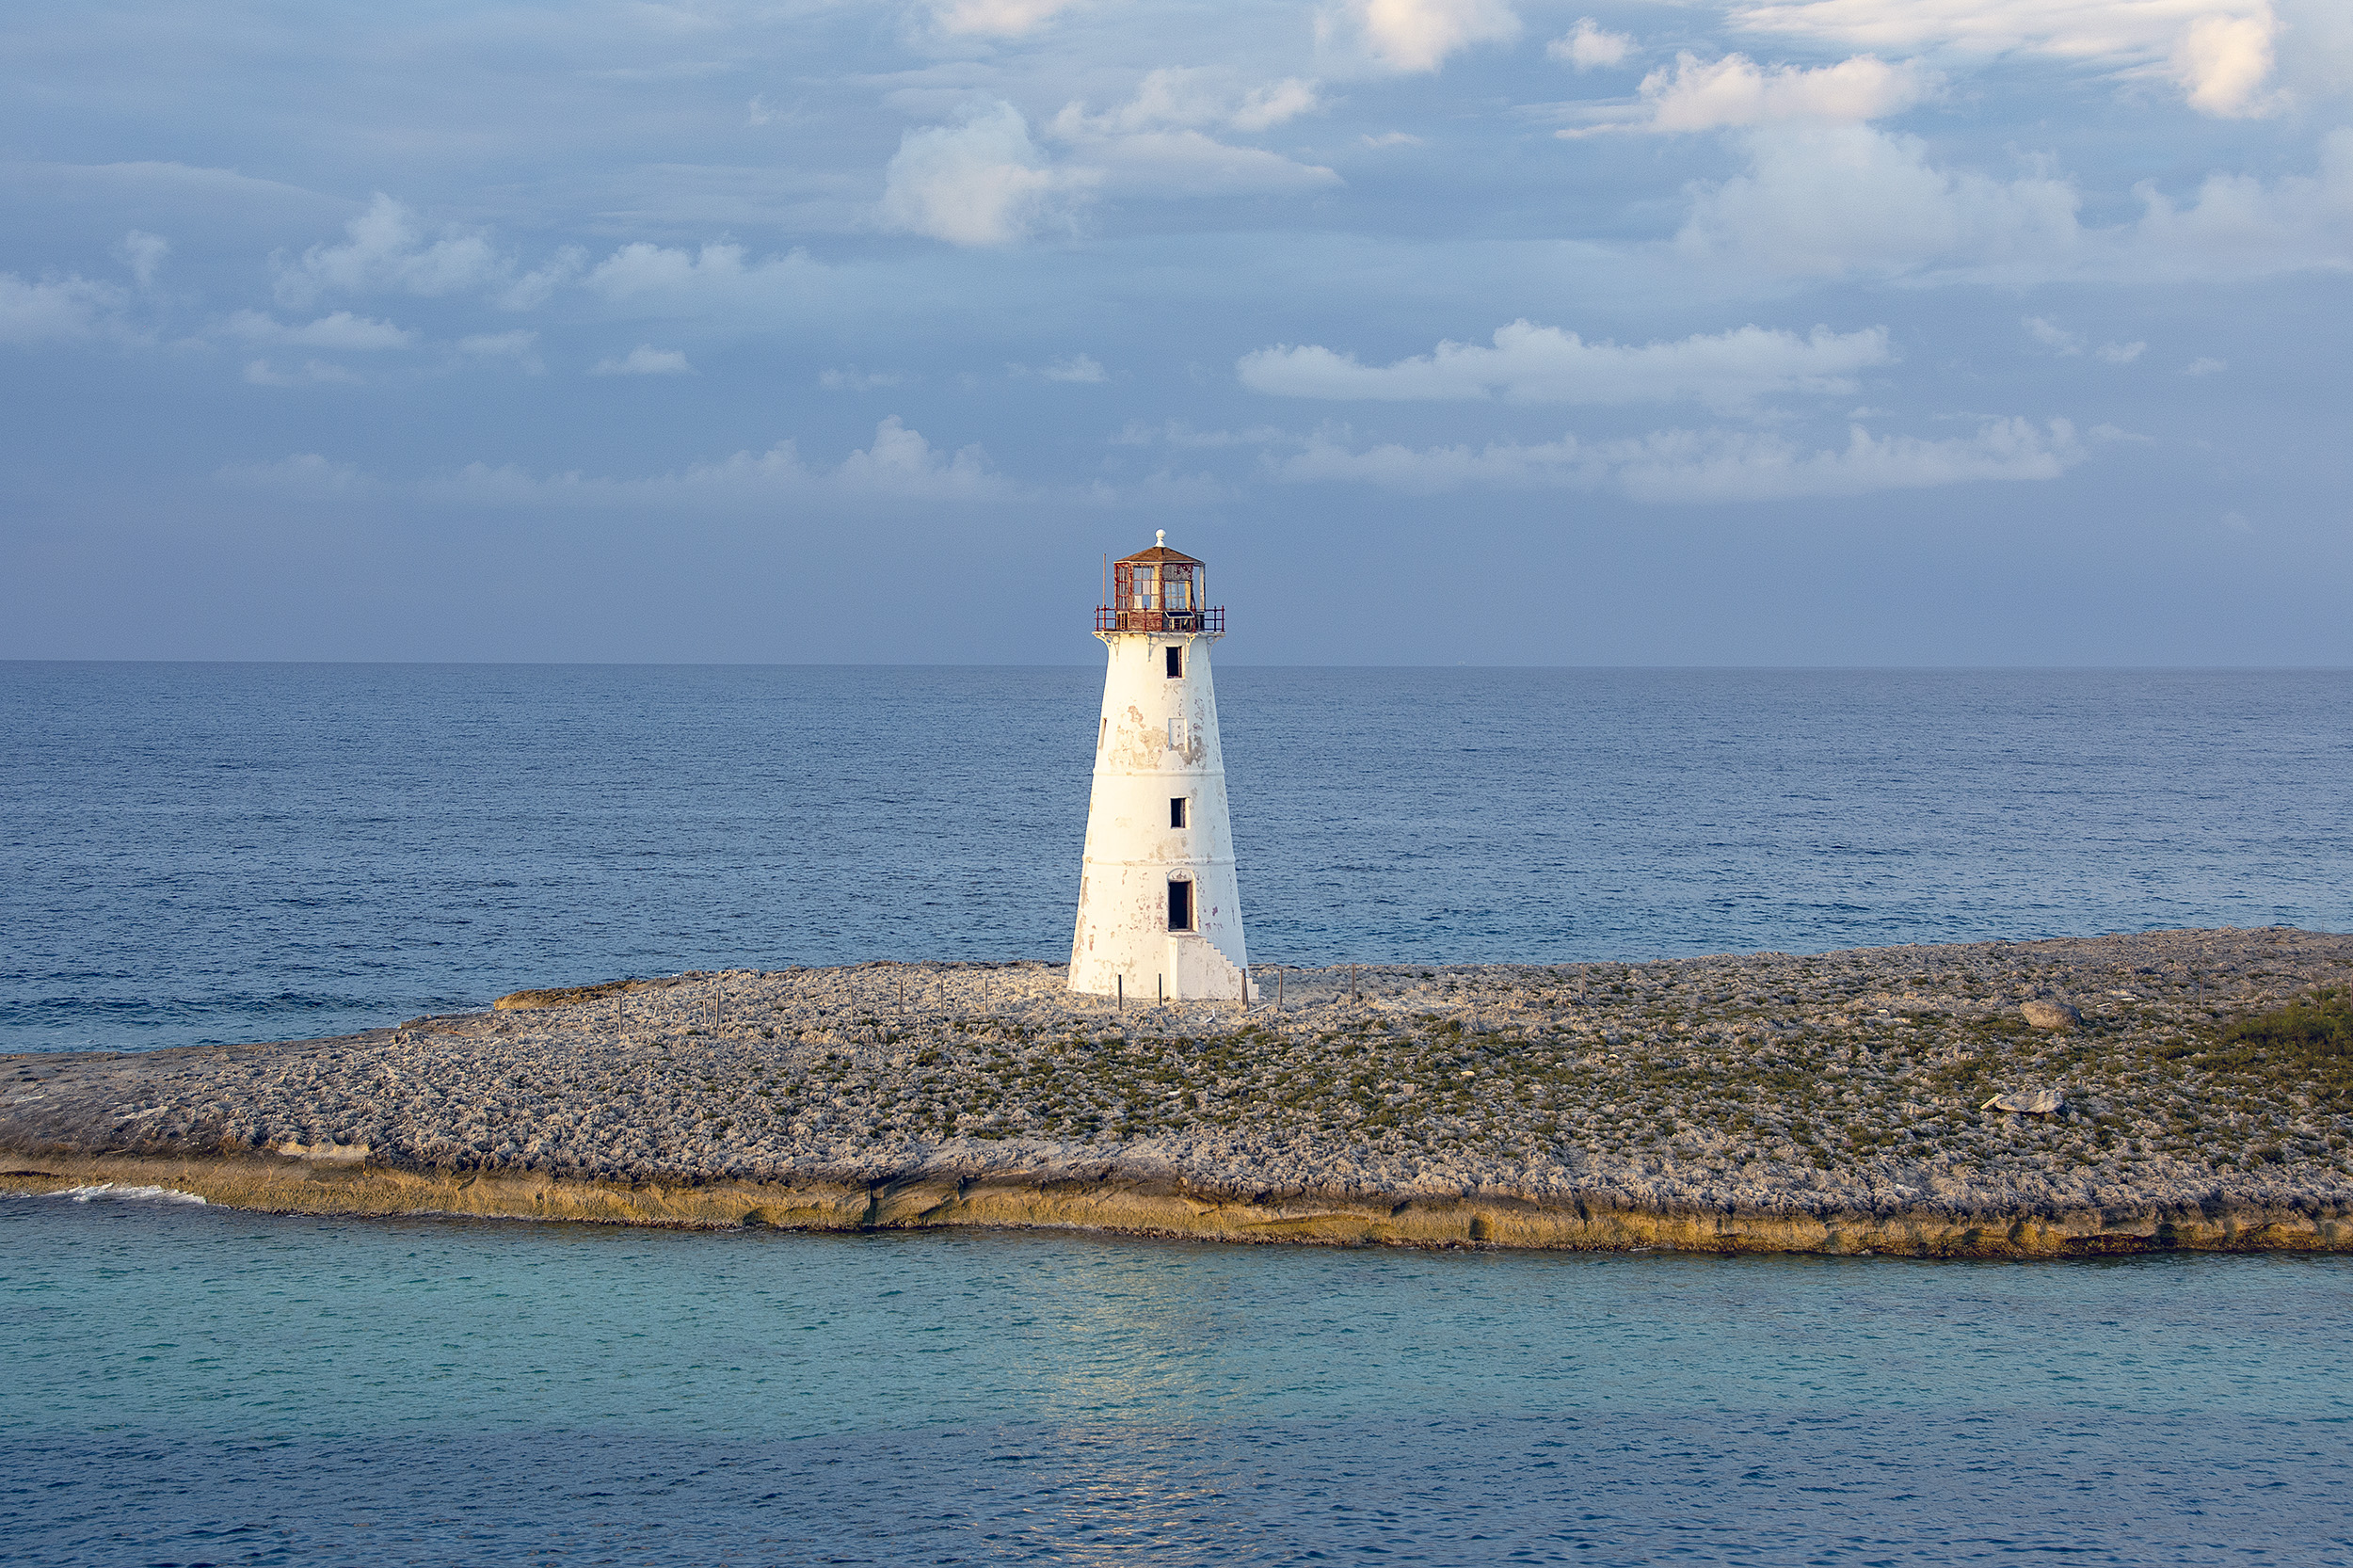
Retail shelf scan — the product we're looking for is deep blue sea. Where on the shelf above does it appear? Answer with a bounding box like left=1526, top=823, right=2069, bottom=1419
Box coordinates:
left=6, top=664, right=2352, bottom=1564
left=5, top=664, right=2350, bottom=1055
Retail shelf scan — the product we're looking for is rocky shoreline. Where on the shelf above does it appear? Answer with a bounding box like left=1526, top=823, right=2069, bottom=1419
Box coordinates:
left=7, top=927, right=2350, bottom=1256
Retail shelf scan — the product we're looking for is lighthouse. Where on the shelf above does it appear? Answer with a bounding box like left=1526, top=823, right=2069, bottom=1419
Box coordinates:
left=1069, top=533, right=1254, bottom=1002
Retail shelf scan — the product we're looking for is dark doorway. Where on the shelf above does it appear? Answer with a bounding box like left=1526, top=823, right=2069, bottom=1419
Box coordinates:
left=1170, top=796, right=1187, bottom=828
left=1167, top=879, right=1193, bottom=931
left=1165, top=646, right=1183, bottom=678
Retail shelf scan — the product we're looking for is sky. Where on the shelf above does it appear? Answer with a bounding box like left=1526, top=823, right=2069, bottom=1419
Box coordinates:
left=4, top=0, right=2350, bottom=664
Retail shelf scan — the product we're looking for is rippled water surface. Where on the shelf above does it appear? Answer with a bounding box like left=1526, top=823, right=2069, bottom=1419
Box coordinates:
left=5, top=1194, right=2351, bottom=1565
left=8, top=664, right=2353, bottom=1563
left=5, top=664, right=2349, bottom=1053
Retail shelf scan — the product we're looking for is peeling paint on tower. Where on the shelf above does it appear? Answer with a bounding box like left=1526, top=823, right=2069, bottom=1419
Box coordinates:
left=1068, top=533, right=1255, bottom=1002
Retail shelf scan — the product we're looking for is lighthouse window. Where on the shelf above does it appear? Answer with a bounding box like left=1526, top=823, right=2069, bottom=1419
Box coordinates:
left=1165, top=646, right=1182, bottom=679
left=1170, top=797, right=1187, bottom=828
left=1168, top=878, right=1193, bottom=931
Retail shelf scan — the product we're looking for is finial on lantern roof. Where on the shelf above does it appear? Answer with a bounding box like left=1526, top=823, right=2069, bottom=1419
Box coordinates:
left=1156, top=529, right=1165, bottom=547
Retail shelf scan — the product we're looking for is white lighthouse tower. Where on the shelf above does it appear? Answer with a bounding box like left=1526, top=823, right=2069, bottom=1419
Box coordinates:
left=1069, top=533, right=1254, bottom=1002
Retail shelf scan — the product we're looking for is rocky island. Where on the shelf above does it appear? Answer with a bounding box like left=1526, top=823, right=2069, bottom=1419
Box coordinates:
left=6, top=926, right=2349, bottom=1256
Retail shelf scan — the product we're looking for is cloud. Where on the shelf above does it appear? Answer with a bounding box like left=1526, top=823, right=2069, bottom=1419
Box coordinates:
left=879, top=101, right=1096, bottom=246
left=1635, top=52, right=1934, bottom=131
left=1675, top=125, right=2082, bottom=278
left=1550, top=17, right=1636, bottom=68
left=117, top=231, right=168, bottom=288
left=2025, top=314, right=2084, bottom=353
left=225, top=309, right=415, bottom=350
left=2173, top=12, right=2279, bottom=116
left=216, top=453, right=369, bottom=491
left=833, top=415, right=1007, bottom=497
left=1726, top=0, right=2283, bottom=118
left=583, top=241, right=824, bottom=311
left=243, top=358, right=363, bottom=386
left=502, top=248, right=586, bottom=311
left=1038, top=353, right=1108, bottom=382
left=1332, top=0, right=1522, bottom=73
left=820, top=366, right=908, bottom=390
left=272, top=195, right=505, bottom=307
left=1275, top=416, right=2086, bottom=502
left=1238, top=320, right=1893, bottom=409
left=2185, top=356, right=2228, bottom=374
left=457, top=329, right=544, bottom=373
left=2026, top=316, right=2145, bottom=360
left=417, top=417, right=1009, bottom=507
left=590, top=344, right=694, bottom=376
left=1048, top=73, right=1340, bottom=196
left=930, top=0, right=1088, bottom=37
left=0, top=272, right=127, bottom=344
left=1059, top=69, right=1326, bottom=136
left=1681, top=123, right=2353, bottom=281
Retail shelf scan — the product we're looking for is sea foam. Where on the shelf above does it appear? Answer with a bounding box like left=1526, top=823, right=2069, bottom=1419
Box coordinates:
left=55, top=1182, right=206, bottom=1206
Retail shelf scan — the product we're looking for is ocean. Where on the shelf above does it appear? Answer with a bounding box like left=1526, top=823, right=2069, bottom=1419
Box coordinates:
left=5, top=663, right=2352, bottom=1564
left=5, top=664, right=2349, bottom=1055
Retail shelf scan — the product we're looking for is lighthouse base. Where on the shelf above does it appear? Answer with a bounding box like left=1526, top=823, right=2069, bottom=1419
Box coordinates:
left=1069, top=936, right=1257, bottom=1003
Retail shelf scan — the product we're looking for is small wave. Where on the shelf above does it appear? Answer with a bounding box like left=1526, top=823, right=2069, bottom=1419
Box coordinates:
left=55, top=1183, right=207, bottom=1206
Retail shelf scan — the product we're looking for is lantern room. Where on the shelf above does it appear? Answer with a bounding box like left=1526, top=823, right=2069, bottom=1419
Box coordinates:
left=1096, top=530, right=1225, bottom=635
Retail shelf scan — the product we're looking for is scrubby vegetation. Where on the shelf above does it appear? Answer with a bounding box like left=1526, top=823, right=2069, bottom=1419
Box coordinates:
left=11, top=929, right=2353, bottom=1213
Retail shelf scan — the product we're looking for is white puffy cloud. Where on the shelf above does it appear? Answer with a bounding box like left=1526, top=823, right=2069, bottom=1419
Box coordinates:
left=0, top=272, right=127, bottom=344
left=1039, top=353, right=1107, bottom=382
left=1726, top=0, right=2283, bottom=118
left=1275, top=416, right=2085, bottom=502
left=2185, top=356, right=2228, bottom=374
left=929, top=0, right=1088, bottom=37
left=590, top=344, right=694, bottom=376
left=117, top=231, right=168, bottom=288
left=879, top=102, right=1096, bottom=246
left=1239, top=321, right=1893, bottom=409
left=1331, top=0, right=1522, bottom=73
left=456, top=329, right=544, bottom=373
left=1048, top=73, right=1341, bottom=196
left=1550, top=17, right=1636, bottom=68
left=272, top=195, right=505, bottom=306
left=1677, top=125, right=2083, bottom=277
left=1637, top=52, right=1934, bottom=130
left=833, top=416, right=1007, bottom=497
left=2025, top=314, right=2083, bottom=352
left=583, top=241, right=824, bottom=310
left=1059, top=69, right=1326, bottom=136
left=225, top=309, right=415, bottom=350
left=1681, top=123, right=2353, bottom=281
left=2025, top=316, right=2146, bottom=360
left=417, top=417, right=1009, bottom=507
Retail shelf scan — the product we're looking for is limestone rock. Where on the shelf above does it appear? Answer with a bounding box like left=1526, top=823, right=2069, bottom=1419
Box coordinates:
left=1980, top=1088, right=2066, bottom=1115
left=2020, top=1000, right=2083, bottom=1030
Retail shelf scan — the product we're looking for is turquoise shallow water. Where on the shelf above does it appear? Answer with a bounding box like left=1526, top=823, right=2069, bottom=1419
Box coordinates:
left=6, top=1192, right=2350, bottom=1564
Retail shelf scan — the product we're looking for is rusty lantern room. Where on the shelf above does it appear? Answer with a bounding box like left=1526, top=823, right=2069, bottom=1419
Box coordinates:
left=1097, top=535, right=1225, bottom=636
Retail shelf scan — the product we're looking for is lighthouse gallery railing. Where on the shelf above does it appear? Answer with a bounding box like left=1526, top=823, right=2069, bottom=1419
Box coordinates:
left=1096, top=606, right=1225, bottom=634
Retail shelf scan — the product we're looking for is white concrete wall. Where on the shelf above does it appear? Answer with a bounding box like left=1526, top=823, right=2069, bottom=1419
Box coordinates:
left=1069, top=632, right=1254, bottom=1000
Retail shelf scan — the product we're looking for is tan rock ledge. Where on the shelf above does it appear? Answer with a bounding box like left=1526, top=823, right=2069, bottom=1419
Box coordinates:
left=6, top=927, right=2349, bottom=1256
left=2, top=1155, right=2345, bottom=1256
